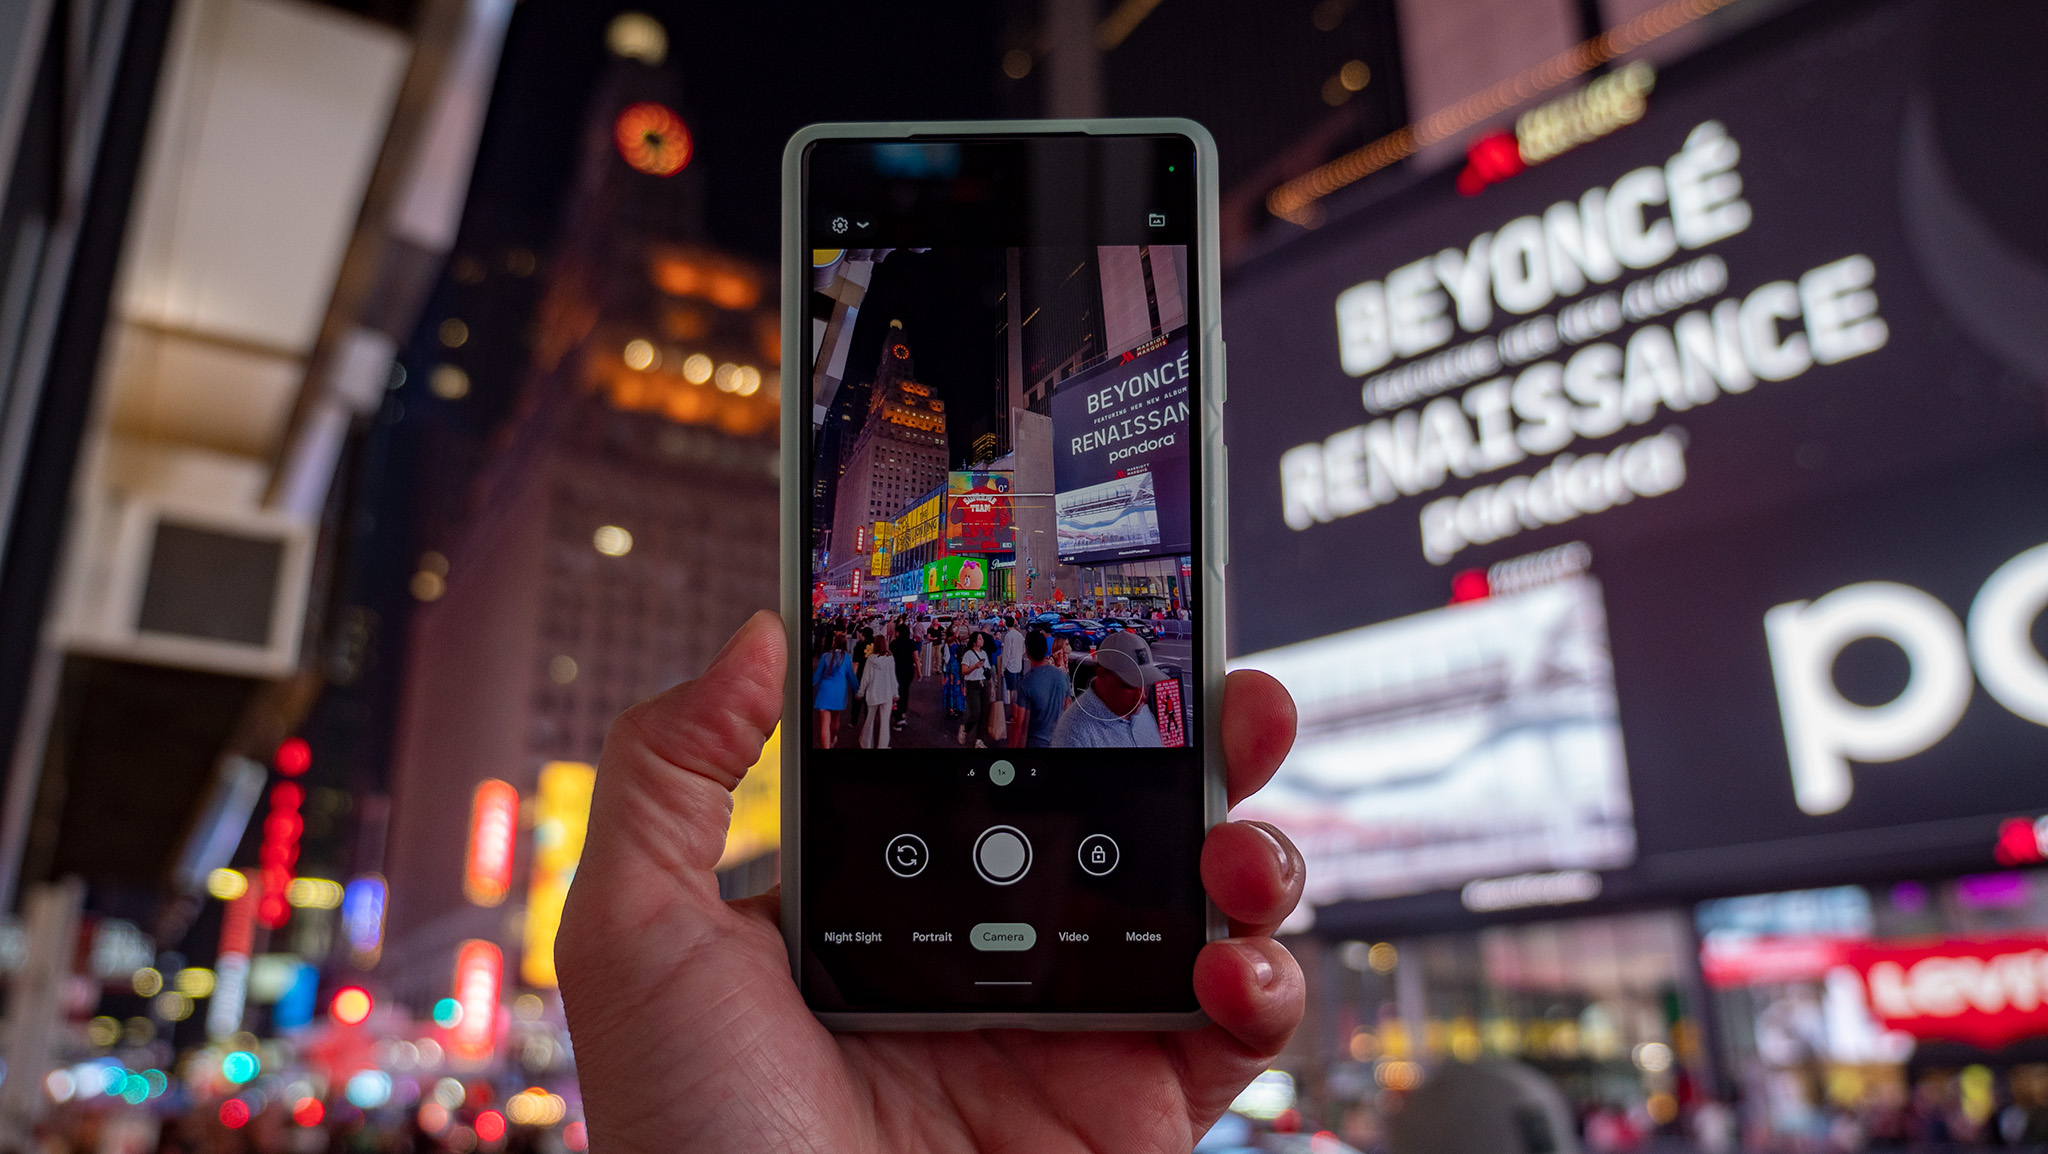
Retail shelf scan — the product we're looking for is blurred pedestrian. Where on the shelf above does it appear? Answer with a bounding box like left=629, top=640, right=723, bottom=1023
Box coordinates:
left=890, top=623, right=916, bottom=729
left=1001, top=614, right=1027, bottom=745
left=811, top=630, right=856, bottom=748
left=944, top=633, right=965, bottom=719
left=857, top=638, right=897, bottom=749
left=957, top=631, right=992, bottom=747
left=557, top=611, right=1308, bottom=1153
left=1018, top=631, right=1071, bottom=748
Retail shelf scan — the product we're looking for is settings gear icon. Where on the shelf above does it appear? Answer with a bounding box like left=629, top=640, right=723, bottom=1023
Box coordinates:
left=831, top=215, right=849, bottom=235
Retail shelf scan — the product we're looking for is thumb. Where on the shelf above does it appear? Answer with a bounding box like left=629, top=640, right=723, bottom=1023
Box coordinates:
left=586, top=611, right=786, bottom=884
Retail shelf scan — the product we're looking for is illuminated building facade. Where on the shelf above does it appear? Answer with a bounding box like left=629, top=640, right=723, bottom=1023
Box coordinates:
left=824, top=321, right=947, bottom=594
left=375, top=54, right=778, bottom=1012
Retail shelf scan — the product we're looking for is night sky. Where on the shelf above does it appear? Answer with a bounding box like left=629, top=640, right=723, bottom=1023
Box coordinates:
left=838, top=249, right=1007, bottom=468
left=456, top=3, right=1017, bottom=264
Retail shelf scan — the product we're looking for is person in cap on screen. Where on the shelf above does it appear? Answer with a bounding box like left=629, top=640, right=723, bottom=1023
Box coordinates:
left=1051, top=631, right=1166, bottom=748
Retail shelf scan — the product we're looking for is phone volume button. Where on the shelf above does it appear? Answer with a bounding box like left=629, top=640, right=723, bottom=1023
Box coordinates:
left=1214, top=442, right=1229, bottom=569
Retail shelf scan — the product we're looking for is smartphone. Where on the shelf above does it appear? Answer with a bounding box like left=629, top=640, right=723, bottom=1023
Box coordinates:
left=779, top=120, right=1226, bottom=1029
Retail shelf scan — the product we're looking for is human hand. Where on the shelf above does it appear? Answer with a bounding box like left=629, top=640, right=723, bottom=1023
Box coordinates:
left=558, top=611, right=1304, bottom=1153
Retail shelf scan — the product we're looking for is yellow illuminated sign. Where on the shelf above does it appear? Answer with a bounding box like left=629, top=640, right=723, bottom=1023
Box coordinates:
left=718, top=726, right=780, bottom=868
left=870, top=522, right=893, bottom=577
left=895, top=494, right=942, bottom=552
left=520, top=761, right=595, bottom=988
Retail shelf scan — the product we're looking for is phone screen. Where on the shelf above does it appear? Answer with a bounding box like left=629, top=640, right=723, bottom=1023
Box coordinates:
left=797, top=133, right=1208, bottom=1015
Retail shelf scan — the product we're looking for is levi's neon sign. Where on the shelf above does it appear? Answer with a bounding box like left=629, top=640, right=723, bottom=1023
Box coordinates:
left=1848, top=940, right=2048, bottom=1049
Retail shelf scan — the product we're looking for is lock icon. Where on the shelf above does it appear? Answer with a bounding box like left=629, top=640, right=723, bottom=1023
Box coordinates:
left=1079, top=834, right=1117, bottom=874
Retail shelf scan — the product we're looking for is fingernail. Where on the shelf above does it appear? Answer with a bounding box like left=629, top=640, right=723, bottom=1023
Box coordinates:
left=1243, top=943, right=1276, bottom=988
left=1248, top=821, right=1298, bottom=885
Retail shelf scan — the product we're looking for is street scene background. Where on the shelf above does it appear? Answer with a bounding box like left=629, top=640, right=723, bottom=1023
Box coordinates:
left=0, top=0, right=2039, bottom=1152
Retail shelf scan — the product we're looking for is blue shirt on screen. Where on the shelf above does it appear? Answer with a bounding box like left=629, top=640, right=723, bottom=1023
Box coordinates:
left=1019, top=665, right=1072, bottom=748
left=1050, top=685, right=1162, bottom=748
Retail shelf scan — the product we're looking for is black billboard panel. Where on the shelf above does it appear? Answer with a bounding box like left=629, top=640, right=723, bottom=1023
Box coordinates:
left=1053, top=329, right=1195, bottom=564
left=1223, top=0, right=2048, bottom=933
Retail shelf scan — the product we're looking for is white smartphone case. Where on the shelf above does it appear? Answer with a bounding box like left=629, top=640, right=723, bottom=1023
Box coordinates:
left=779, top=119, right=1229, bottom=1030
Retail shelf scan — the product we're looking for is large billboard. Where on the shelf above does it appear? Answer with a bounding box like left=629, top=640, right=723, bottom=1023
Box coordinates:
left=1052, top=331, right=1194, bottom=564
left=895, top=488, right=943, bottom=552
left=1225, top=0, right=2048, bottom=934
left=944, top=472, right=1013, bottom=553
left=922, top=555, right=989, bottom=599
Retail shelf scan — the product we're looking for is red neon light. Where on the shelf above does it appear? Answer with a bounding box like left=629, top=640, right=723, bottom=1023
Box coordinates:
left=1994, top=817, right=2044, bottom=866
left=220, top=886, right=259, bottom=957
left=274, top=736, right=311, bottom=777
left=450, top=939, right=503, bottom=1064
left=462, top=780, right=519, bottom=907
left=1457, top=130, right=1526, bottom=196
left=475, top=1110, right=507, bottom=1143
left=1845, top=938, right=2048, bottom=1049
left=1449, top=569, right=1491, bottom=603
left=258, top=782, right=304, bottom=929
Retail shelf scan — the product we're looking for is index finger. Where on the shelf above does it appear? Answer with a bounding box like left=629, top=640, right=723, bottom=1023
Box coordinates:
left=1222, top=669, right=1296, bottom=808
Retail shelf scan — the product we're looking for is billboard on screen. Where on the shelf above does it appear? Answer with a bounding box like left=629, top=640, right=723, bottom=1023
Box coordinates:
left=869, top=522, right=893, bottom=578
left=1225, top=0, right=2048, bottom=933
left=1051, top=331, right=1193, bottom=564
left=923, top=555, right=989, bottom=598
left=945, top=472, right=1013, bottom=553
left=896, top=489, right=943, bottom=552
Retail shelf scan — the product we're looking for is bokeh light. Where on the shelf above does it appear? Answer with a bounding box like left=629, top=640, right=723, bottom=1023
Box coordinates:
left=221, top=1051, right=259, bottom=1084
left=431, top=999, right=463, bottom=1029
left=293, top=1096, right=325, bottom=1127
left=274, top=736, right=312, bottom=776
left=331, top=986, right=373, bottom=1025
left=605, top=12, right=666, bottom=65
left=205, top=868, right=248, bottom=900
left=346, top=1070, right=392, bottom=1108
left=286, top=877, right=344, bottom=909
left=430, top=364, right=471, bottom=400
left=219, top=1099, right=251, bottom=1128
left=592, top=526, right=633, bottom=557
left=613, top=103, right=691, bottom=177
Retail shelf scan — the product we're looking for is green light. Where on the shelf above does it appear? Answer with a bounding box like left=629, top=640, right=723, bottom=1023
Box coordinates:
left=221, top=1051, right=259, bottom=1084
left=431, top=997, right=463, bottom=1028
left=1167, top=165, right=1176, bottom=172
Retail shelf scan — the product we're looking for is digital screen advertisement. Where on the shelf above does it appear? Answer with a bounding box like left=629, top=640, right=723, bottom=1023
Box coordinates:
left=1225, top=0, right=2048, bottom=933
left=1052, top=332, right=1195, bottom=565
left=946, top=471, right=1015, bottom=553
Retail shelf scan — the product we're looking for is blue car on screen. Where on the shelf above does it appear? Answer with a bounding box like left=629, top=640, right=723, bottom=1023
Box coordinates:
left=1049, top=620, right=1108, bottom=651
